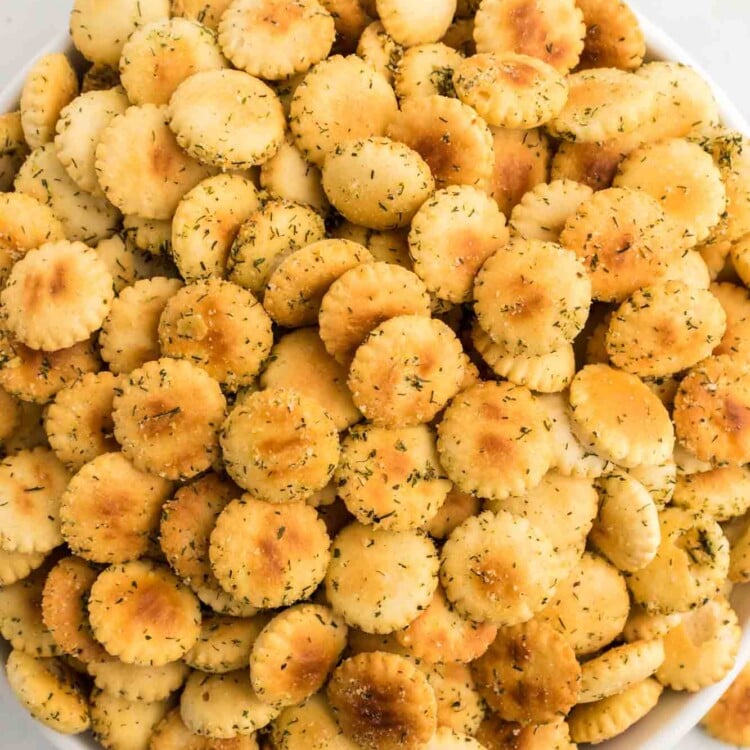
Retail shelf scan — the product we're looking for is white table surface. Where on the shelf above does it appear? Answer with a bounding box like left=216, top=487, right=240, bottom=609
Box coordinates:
left=0, top=1, right=749, bottom=749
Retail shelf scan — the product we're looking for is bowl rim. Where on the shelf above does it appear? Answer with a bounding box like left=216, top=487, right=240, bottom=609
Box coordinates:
left=1, top=14, right=750, bottom=750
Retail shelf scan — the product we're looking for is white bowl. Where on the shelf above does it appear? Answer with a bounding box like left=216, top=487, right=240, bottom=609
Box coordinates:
left=1, top=14, right=750, bottom=750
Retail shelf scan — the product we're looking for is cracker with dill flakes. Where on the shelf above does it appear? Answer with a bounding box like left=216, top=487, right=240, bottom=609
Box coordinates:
left=5, top=651, right=90, bottom=735
left=395, top=585, right=496, bottom=664
left=45, top=371, right=121, bottom=470
left=421, top=661, right=484, bottom=736
left=219, top=0, right=335, bottom=80
left=169, top=70, right=285, bottom=171
left=589, top=471, right=660, bottom=573
left=290, top=55, right=398, bottom=168
left=472, top=323, right=576, bottom=394
left=423, top=728, right=485, bottom=749
left=158, top=473, right=255, bottom=617
left=356, top=22, right=405, bottom=84
left=122, top=215, right=172, bottom=257
left=322, top=138, right=434, bottom=230
left=614, top=138, right=726, bottom=245
left=221, top=388, right=339, bottom=503
left=171, top=174, right=261, bottom=282
left=472, top=618, right=581, bottom=725
left=0, top=566, right=60, bottom=657
left=426, top=487, right=482, bottom=540
left=486, top=470, right=598, bottom=575
left=474, top=0, right=585, bottom=72
left=95, top=104, right=211, bottom=221
left=475, top=715, right=575, bottom=750
left=0, top=192, right=65, bottom=287
left=550, top=133, right=638, bottom=192
left=250, top=604, right=347, bottom=708
left=87, top=660, right=188, bottom=703
left=440, top=510, right=562, bottom=626
left=70, top=0, right=170, bottom=66
left=90, top=688, right=171, bottom=749
left=568, top=679, right=663, bottom=744
left=261, top=328, right=360, bottom=430
left=264, top=239, right=373, bottom=328
left=394, top=43, right=463, bottom=100
left=55, top=89, right=129, bottom=197
left=318, top=262, right=432, bottom=364
left=0, top=548, right=46, bottom=588
left=626, top=508, right=729, bottom=614
left=710, top=281, right=750, bottom=360
left=171, top=0, right=233, bottom=31
left=510, top=179, right=593, bottom=243
left=95, top=235, right=175, bottom=294
left=328, top=652, right=437, bottom=750
left=15, top=143, right=121, bottom=244
left=228, top=199, right=326, bottom=295
left=376, top=0, right=455, bottom=46
left=673, top=464, right=750, bottom=520
left=703, top=133, right=750, bottom=244
left=150, top=718, right=219, bottom=750
left=20, top=53, right=78, bottom=150
left=159, top=278, right=273, bottom=390
left=548, top=68, right=657, bottom=142
left=561, top=186, right=685, bottom=302
left=474, top=239, right=591, bottom=356
left=623, top=607, right=683, bottom=644
left=335, top=424, right=451, bottom=530
left=321, top=0, right=372, bottom=54
left=730, top=233, right=750, bottom=288
left=348, top=316, right=465, bottom=428
left=0, top=112, right=29, bottom=191
left=454, top=53, right=568, bottom=129
left=271, top=693, right=360, bottom=750
left=637, top=61, right=720, bottom=140
left=674, top=355, right=750, bottom=465
left=88, top=560, right=201, bottom=666
left=409, top=185, right=509, bottom=304
left=209, top=496, right=331, bottom=609
left=180, top=670, right=279, bottom=738
left=41, top=556, right=110, bottom=664
left=388, top=95, right=494, bottom=190
left=120, top=18, right=227, bottom=106
left=2, top=398, right=47, bottom=459
left=437, top=381, right=554, bottom=500
left=185, top=613, right=269, bottom=674
left=60, top=452, right=173, bottom=564
left=152, top=707, right=260, bottom=750
left=606, top=281, right=726, bottom=377
left=1, top=240, right=114, bottom=351
left=657, top=596, right=741, bottom=692
left=267, top=155, right=325, bottom=207
left=489, top=126, right=551, bottom=217
left=577, top=0, right=645, bottom=70
left=629, top=460, right=676, bottom=509
left=0, top=447, right=69, bottom=554
left=100, top=277, right=183, bottom=375
left=537, top=552, right=630, bottom=655
left=113, top=357, right=226, bottom=480
left=568, top=364, right=675, bottom=468
left=580, top=640, right=665, bottom=704
left=325, top=523, right=438, bottom=633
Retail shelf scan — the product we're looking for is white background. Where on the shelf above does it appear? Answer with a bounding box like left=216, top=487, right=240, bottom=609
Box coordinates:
left=0, top=1, right=749, bottom=749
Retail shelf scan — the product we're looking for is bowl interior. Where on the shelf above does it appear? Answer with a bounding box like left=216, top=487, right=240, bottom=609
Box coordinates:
left=1, top=14, right=749, bottom=750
